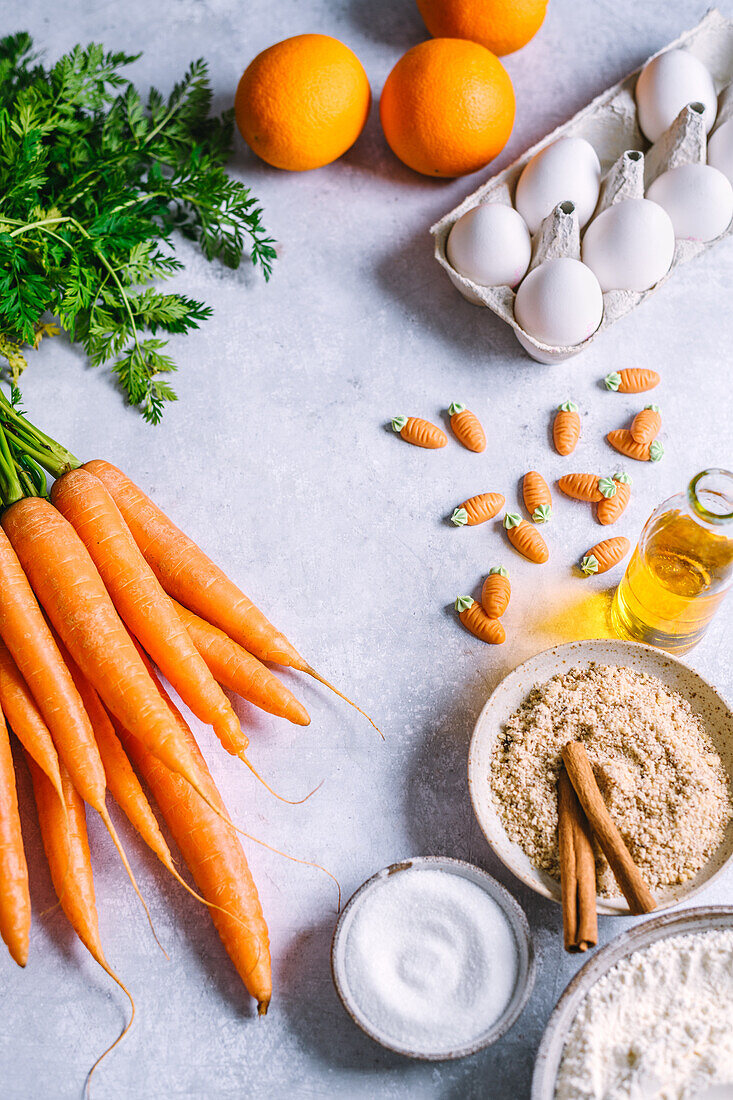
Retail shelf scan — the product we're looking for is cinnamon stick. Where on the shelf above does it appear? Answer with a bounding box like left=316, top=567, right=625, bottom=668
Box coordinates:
left=562, top=741, right=656, bottom=916
left=558, top=766, right=598, bottom=952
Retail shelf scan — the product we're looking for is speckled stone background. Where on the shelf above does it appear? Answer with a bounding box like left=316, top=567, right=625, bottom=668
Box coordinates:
left=2, top=1, right=733, bottom=1097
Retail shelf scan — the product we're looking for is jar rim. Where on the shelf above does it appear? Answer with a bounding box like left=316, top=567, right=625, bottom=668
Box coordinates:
left=688, top=468, right=733, bottom=526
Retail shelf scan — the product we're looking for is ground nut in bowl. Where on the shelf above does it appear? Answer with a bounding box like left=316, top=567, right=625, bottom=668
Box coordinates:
left=531, top=907, right=733, bottom=1099
left=330, top=856, right=535, bottom=1060
left=468, top=639, right=733, bottom=915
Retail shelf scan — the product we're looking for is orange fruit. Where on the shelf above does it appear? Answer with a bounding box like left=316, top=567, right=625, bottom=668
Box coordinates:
left=379, top=39, right=514, bottom=177
left=416, top=0, right=548, bottom=56
left=234, top=34, right=371, bottom=171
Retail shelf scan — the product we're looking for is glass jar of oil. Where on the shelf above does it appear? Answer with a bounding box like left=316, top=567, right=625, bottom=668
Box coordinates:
left=611, top=469, right=733, bottom=653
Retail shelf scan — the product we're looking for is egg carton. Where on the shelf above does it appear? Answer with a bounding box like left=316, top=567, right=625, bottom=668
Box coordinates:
left=430, top=8, right=733, bottom=363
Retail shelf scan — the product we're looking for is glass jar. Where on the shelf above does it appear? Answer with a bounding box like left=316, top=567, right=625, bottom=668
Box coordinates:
left=611, top=469, right=733, bottom=654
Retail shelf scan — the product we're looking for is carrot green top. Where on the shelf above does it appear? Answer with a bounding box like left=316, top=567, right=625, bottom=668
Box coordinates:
left=0, top=387, right=80, bottom=507
left=454, top=596, right=474, bottom=612
left=488, top=566, right=508, bottom=576
left=598, top=477, right=617, bottom=499
left=448, top=402, right=466, bottom=416
left=604, top=372, right=622, bottom=391
left=451, top=507, right=469, bottom=527
left=580, top=555, right=599, bottom=575
left=650, top=441, right=664, bottom=462
left=391, top=416, right=408, bottom=432
left=613, top=471, right=632, bottom=484
left=558, top=400, right=578, bottom=412
left=503, top=513, right=522, bottom=529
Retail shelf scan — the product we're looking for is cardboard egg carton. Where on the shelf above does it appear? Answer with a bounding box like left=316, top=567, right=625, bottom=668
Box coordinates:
left=431, top=8, right=733, bottom=363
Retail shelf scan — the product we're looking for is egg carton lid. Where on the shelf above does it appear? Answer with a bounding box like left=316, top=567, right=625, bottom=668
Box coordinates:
left=431, top=8, right=733, bottom=364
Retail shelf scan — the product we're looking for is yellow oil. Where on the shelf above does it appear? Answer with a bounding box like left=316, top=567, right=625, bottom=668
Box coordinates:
left=612, top=510, right=733, bottom=652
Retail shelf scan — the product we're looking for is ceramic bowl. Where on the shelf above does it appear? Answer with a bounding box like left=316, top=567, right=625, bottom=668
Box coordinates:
left=330, top=855, right=536, bottom=1060
left=468, top=638, right=733, bottom=915
left=532, top=905, right=733, bottom=1099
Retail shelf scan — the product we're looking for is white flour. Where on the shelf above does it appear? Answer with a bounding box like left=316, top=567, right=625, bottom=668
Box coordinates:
left=555, top=929, right=733, bottom=1100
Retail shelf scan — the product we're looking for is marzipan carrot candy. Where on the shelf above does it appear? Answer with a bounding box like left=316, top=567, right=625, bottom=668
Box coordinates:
left=26, top=752, right=134, bottom=1081
left=0, top=708, right=29, bottom=967
left=629, top=405, right=661, bottom=445
left=503, top=514, right=549, bottom=563
left=454, top=598, right=505, bottom=644
left=597, top=472, right=632, bottom=525
left=0, top=638, right=64, bottom=807
left=581, top=537, right=631, bottom=575
left=557, top=474, right=609, bottom=503
left=391, top=416, right=447, bottom=449
left=522, top=471, right=552, bottom=523
left=451, top=492, right=505, bottom=527
left=607, top=430, right=664, bottom=463
left=448, top=403, right=485, bottom=452
left=481, top=567, right=510, bottom=619
left=172, top=601, right=310, bottom=726
left=51, top=468, right=248, bottom=759
left=114, top=683, right=272, bottom=1012
left=2, top=496, right=218, bottom=808
left=553, top=401, right=580, bottom=455
left=83, top=461, right=379, bottom=734
left=605, top=368, right=660, bottom=393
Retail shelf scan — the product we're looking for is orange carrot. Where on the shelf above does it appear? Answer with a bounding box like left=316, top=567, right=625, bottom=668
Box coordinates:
left=391, top=416, right=447, bottom=449
left=503, top=514, right=549, bottom=563
left=114, top=702, right=272, bottom=1013
left=557, top=474, right=606, bottom=503
left=0, top=709, right=30, bottom=967
left=522, top=471, right=552, bottom=523
left=172, top=600, right=310, bottom=726
left=448, top=403, right=486, bottom=452
left=0, top=527, right=107, bottom=812
left=51, top=468, right=248, bottom=759
left=25, top=751, right=134, bottom=1081
left=83, top=461, right=379, bottom=733
left=0, top=522, right=155, bottom=942
left=607, top=430, right=664, bottom=463
left=2, top=496, right=216, bottom=806
left=451, top=492, right=505, bottom=526
left=581, top=537, right=631, bottom=576
left=481, top=567, right=511, bottom=618
left=83, top=461, right=299, bottom=667
left=597, top=472, right=632, bottom=525
left=455, top=598, right=505, bottom=644
left=604, top=368, right=660, bottom=393
left=629, top=405, right=661, bottom=446
left=553, top=402, right=580, bottom=455
left=0, top=639, right=64, bottom=806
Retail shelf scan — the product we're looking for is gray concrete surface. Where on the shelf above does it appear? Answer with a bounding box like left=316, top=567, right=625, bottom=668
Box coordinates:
left=1, top=0, right=732, bottom=1096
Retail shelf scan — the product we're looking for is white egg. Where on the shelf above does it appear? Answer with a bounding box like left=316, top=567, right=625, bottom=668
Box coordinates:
left=635, top=49, right=717, bottom=144
left=708, top=118, right=733, bottom=185
left=581, top=198, right=675, bottom=292
left=514, top=257, right=603, bottom=347
left=646, top=163, right=733, bottom=241
left=514, top=137, right=602, bottom=235
left=447, top=203, right=531, bottom=287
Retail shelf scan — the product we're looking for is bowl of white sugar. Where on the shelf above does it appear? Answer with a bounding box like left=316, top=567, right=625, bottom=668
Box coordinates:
left=532, top=906, right=733, bottom=1100
left=330, top=856, right=536, bottom=1059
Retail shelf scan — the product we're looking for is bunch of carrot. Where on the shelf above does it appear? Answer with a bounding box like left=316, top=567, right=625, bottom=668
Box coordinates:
left=0, top=389, right=371, bottom=1078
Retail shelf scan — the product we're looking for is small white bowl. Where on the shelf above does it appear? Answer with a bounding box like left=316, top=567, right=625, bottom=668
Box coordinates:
left=330, top=855, right=536, bottom=1060
left=532, top=905, right=733, bottom=1099
left=468, top=639, right=733, bottom=915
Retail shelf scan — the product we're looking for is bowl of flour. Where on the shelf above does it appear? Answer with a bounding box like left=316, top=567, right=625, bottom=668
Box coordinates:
left=532, top=906, right=733, bottom=1100
left=468, top=639, right=733, bottom=915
